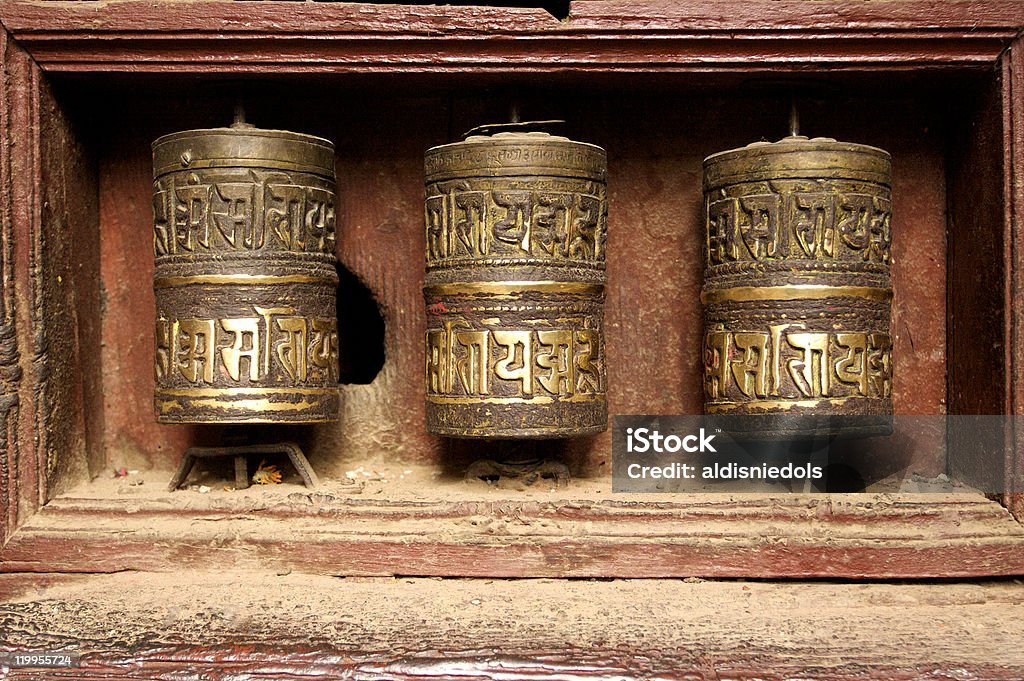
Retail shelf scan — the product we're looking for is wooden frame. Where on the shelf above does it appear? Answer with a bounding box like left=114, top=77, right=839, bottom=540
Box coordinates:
left=2, top=0, right=1024, bottom=580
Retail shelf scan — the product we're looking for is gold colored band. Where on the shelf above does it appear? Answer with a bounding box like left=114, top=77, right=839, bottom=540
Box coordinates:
left=701, top=285, right=891, bottom=304
left=706, top=397, right=885, bottom=412
left=186, top=398, right=321, bottom=412
left=159, top=415, right=336, bottom=424
left=157, top=387, right=337, bottom=397
left=157, top=402, right=334, bottom=423
left=424, top=281, right=604, bottom=296
left=158, top=396, right=331, bottom=414
left=154, top=274, right=338, bottom=288
left=426, top=394, right=606, bottom=405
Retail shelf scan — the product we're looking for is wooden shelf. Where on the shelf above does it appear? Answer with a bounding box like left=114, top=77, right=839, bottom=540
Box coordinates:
left=4, top=482, right=1023, bottom=578
left=1, top=0, right=1024, bottom=583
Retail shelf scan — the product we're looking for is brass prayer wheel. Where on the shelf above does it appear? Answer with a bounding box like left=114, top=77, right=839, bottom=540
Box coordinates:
left=424, top=129, right=608, bottom=438
left=152, top=126, right=339, bottom=423
left=702, top=136, right=893, bottom=437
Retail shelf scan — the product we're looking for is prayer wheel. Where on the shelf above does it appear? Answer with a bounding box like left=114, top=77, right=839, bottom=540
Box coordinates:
left=702, top=135, right=893, bottom=438
left=423, top=128, right=608, bottom=438
left=152, top=125, right=340, bottom=423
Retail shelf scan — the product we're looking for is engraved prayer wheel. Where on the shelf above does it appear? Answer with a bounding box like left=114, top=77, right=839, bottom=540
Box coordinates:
left=702, top=136, right=893, bottom=438
left=152, top=126, right=339, bottom=423
left=423, top=129, right=608, bottom=438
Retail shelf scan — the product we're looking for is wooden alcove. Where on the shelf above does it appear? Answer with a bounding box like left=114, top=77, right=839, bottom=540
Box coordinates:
left=1, top=1, right=1024, bottom=678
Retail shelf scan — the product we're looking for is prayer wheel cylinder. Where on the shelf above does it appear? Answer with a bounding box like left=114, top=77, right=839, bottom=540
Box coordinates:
left=701, top=136, right=893, bottom=438
left=424, top=130, right=608, bottom=438
left=152, top=126, right=340, bottom=423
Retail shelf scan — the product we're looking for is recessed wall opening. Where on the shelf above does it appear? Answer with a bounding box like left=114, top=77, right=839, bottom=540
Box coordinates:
left=336, top=264, right=386, bottom=385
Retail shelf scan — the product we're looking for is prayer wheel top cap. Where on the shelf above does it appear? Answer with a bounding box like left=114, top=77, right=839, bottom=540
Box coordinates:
left=703, top=135, right=891, bottom=191
left=152, top=126, right=335, bottom=179
left=424, top=130, right=607, bottom=184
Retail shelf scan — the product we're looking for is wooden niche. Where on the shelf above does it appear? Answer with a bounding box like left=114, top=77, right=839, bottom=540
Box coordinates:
left=1, top=0, right=1024, bottom=580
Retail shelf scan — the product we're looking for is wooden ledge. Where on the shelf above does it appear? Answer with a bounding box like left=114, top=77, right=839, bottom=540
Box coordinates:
left=1, top=573, right=1023, bottom=680
left=3, top=488, right=1023, bottom=578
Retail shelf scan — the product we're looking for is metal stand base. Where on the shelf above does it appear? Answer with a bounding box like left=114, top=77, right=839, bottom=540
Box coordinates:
left=168, top=442, right=320, bottom=491
left=465, top=458, right=570, bottom=487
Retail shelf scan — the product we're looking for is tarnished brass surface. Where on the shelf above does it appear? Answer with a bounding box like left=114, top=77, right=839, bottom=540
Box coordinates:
left=152, top=126, right=339, bottom=423
left=424, top=130, right=608, bottom=438
left=702, top=136, right=893, bottom=438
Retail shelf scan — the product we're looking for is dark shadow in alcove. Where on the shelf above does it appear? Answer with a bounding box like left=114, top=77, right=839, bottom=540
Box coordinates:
left=822, top=427, right=917, bottom=492
left=439, top=436, right=590, bottom=485
left=336, top=262, right=386, bottom=385
left=752, top=428, right=916, bottom=493
left=166, top=424, right=316, bottom=488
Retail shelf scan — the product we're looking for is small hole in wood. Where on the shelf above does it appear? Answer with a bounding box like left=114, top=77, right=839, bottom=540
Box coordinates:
left=336, top=264, right=386, bottom=385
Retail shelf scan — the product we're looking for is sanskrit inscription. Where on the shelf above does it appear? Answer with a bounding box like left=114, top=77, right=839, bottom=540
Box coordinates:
left=155, top=307, right=339, bottom=385
left=707, top=191, right=891, bottom=265
left=425, top=185, right=606, bottom=265
left=153, top=171, right=336, bottom=257
left=703, top=325, right=892, bottom=402
left=426, top=323, right=604, bottom=399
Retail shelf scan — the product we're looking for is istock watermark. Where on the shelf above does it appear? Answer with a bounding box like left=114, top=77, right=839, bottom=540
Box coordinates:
left=625, top=427, right=718, bottom=453
left=611, top=415, right=1018, bottom=494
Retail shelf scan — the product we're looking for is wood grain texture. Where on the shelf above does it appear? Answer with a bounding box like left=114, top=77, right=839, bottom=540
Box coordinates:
left=1004, top=38, right=1024, bottom=522
left=0, top=29, right=96, bottom=535
left=0, top=0, right=1018, bottom=585
left=1, top=573, right=1024, bottom=680
left=568, top=0, right=1024, bottom=30
left=97, top=118, right=206, bottom=472
left=0, top=28, right=34, bottom=548
left=0, top=30, right=21, bottom=548
left=0, top=0, right=1017, bottom=73
left=2, top=492, right=1022, bottom=578
left=947, top=68, right=1008, bottom=490
left=36, top=58, right=99, bottom=498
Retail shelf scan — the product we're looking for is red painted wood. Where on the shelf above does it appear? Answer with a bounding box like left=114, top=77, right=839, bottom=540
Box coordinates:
left=97, top=122, right=205, bottom=473
left=3, top=493, right=1022, bottom=578
left=0, top=27, right=40, bottom=546
left=0, top=29, right=18, bottom=548
left=0, top=0, right=1016, bottom=73
left=0, top=0, right=1019, bottom=586
left=1, top=23, right=102, bottom=542
left=4, top=0, right=1023, bottom=34
left=11, top=40, right=1015, bottom=75
left=36, top=55, right=100, bottom=495
left=946, top=65, right=1008, bottom=492
left=1005, top=38, right=1024, bottom=521
left=568, top=0, right=1024, bottom=31
left=0, top=1, right=561, bottom=35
